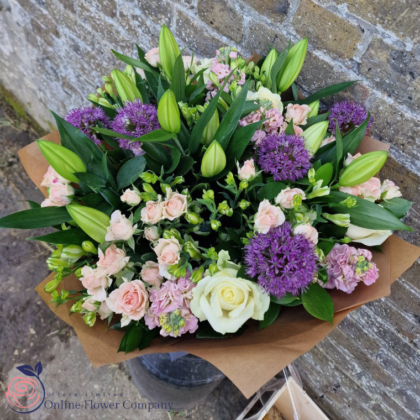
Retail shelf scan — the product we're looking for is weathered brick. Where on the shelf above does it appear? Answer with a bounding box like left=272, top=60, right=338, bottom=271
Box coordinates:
left=99, top=0, right=117, bottom=19
left=244, top=20, right=288, bottom=55
left=294, top=0, right=363, bottom=60
left=242, top=0, right=289, bottom=23
left=361, top=38, right=420, bottom=111
left=334, top=0, right=420, bottom=42
left=198, top=0, right=243, bottom=43
left=175, top=11, right=222, bottom=56
left=30, top=17, right=60, bottom=47
left=136, top=0, right=173, bottom=27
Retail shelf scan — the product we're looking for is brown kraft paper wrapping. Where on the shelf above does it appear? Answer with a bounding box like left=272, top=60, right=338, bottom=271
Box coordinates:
left=20, top=132, right=420, bottom=398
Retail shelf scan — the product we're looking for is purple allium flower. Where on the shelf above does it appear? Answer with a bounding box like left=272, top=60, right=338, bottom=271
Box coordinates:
left=328, top=101, right=373, bottom=134
left=111, top=99, right=160, bottom=155
left=244, top=223, right=318, bottom=299
left=257, top=134, right=312, bottom=182
left=65, top=107, right=111, bottom=145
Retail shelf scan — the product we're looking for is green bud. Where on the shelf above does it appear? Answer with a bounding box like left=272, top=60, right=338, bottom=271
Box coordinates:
left=239, top=200, right=250, bottom=210
left=97, top=87, right=104, bottom=96
left=201, top=140, right=227, bottom=178
left=322, top=213, right=351, bottom=227
left=158, top=90, right=181, bottom=134
left=340, top=237, right=352, bottom=244
left=84, top=312, right=97, bottom=328
left=37, top=140, right=86, bottom=183
left=162, top=228, right=183, bottom=242
left=247, top=61, right=255, bottom=73
left=226, top=208, right=233, bottom=217
left=308, top=168, right=316, bottom=185
left=183, top=241, right=202, bottom=259
left=102, top=76, right=112, bottom=83
left=75, top=267, right=83, bottom=278
left=51, top=246, right=63, bottom=258
left=140, top=192, right=157, bottom=202
left=160, top=183, right=171, bottom=195
left=70, top=299, right=84, bottom=313
left=123, top=64, right=135, bottom=83
left=46, top=257, right=70, bottom=270
left=66, top=205, right=110, bottom=244
left=140, top=171, right=159, bottom=184
left=172, top=176, right=184, bottom=186
left=104, top=83, right=115, bottom=97
left=44, top=277, right=63, bottom=293
left=307, top=180, right=330, bottom=199
left=218, top=201, right=230, bottom=214
left=111, top=69, right=142, bottom=103
left=82, top=241, right=98, bottom=254
left=302, top=121, right=329, bottom=154
left=339, top=151, right=388, bottom=187
left=239, top=180, right=248, bottom=190
left=88, top=93, right=99, bottom=103
left=61, top=245, right=87, bottom=260
left=256, top=81, right=262, bottom=91
left=307, top=100, right=320, bottom=118
left=158, top=24, right=181, bottom=79
left=261, top=48, right=278, bottom=88
left=203, top=189, right=215, bottom=201
left=278, top=38, right=308, bottom=93
left=201, top=109, right=219, bottom=146
left=209, top=263, right=219, bottom=275
left=98, top=98, right=113, bottom=108
left=315, top=247, right=326, bottom=262
left=211, top=220, right=222, bottom=231
left=142, top=183, right=156, bottom=194
left=61, top=290, right=70, bottom=300
left=225, top=172, right=236, bottom=186
left=191, top=266, right=205, bottom=283
left=185, top=212, right=203, bottom=225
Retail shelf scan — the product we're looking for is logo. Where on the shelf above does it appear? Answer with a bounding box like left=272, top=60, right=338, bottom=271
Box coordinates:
left=6, top=362, right=45, bottom=414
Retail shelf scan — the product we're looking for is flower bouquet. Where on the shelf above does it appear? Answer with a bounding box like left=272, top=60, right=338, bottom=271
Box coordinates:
left=2, top=25, right=419, bottom=397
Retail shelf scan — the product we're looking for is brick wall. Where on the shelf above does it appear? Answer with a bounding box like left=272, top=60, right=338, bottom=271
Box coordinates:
left=1, top=0, right=419, bottom=418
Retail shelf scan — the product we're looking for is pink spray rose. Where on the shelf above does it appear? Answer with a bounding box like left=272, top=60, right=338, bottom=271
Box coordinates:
left=79, top=266, right=111, bottom=302
left=145, top=47, right=160, bottom=67
left=275, top=187, right=306, bottom=209
left=154, top=237, right=182, bottom=269
left=82, top=298, right=98, bottom=312
left=293, top=223, right=318, bottom=244
left=254, top=199, right=285, bottom=234
left=41, top=166, right=70, bottom=187
left=105, top=210, right=137, bottom=241
left=144, top=226, right=161, bottom=243
left=161, top=189, right=188, bottom=221
left=106, top=280, right=149, bottom=326
left=284, top=104, right=311, bottom=125
left=41, top=183, right=75, bottom=207
left=140, top=261, right=163, bottom=287
left=98, top=301, right=113, bottom=320
left=120, top=189, right=141, bottom=206
left=237, top=159, right=256, bottom=181
left=339, top=177, right=381, bottom=201
left=263, top=108, right=284, bottom=133
left=381, top=179, right=402, bottom=199
left=251, top=129, right=267, bottom=145
left=141, top=196, right=163, bottom=224
left=97, top=244, right=129, bottom=276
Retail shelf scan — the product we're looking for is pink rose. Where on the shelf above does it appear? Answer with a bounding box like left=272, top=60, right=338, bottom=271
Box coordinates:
left=41, top=165, right=70, bottom=187
left=251, top=129, right=266, bottom=145
left=275, top=187, right=306, bottom=209
left=154, top=238, right=182, bottom=266
left=145, top=47, right=160, bottom=67
left=120, top=189, right=141, bottom=206
left=82, top=298, right=98, bottom=312
left=381, top=179, right=402, bottom=199
left=344, top=152, right=361, bottom=167
left=98, top=301, right=112, bottom=320
left=161, top=190, right=188, bottom=221
left=80, top=266, right=110, bottom=302
left=106, top=280, right=149, bottom=325
left=321, top=136, right=336, bottom=147
left=284, top=104, right=311, bottom=125
left=144, top=226, right=161, bottom=243
left=97, top=244, right=129, bottom=276
left=254, top=199, right=285, bottom=234
left=339, top=185, right=362, bottom=196
left=141, top=196, right=163, bottom=224
left=140, top=261, right=163, bottom=287
left=358, top=177, right=381, bottom=201
left=42, top=183, right=74, bottom=207
left=264, top=108, right=284, bottom=133
left=105, top=210, right=137, bottom=241
left=293, top=223, right=318, bottom=244
left=280, top=121, right=303, bottom=136
left=237, top=159, right=256, bottom=181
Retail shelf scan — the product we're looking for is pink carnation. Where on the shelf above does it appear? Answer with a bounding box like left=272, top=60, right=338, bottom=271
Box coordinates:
left=263, top=108, right=284, bottom=133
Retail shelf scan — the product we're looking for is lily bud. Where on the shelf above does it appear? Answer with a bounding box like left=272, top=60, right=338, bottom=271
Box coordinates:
left=239, top=200, right=250, bottom=210
left=158, top=90, right=181, bottom=134
left=302, top=121, right=329, bottom=154
left=278, top=38, right=308, bottom=93
left=61, top=245, right=87, bottom=261
left=88, top=94, right=99, bottom=104
left=201, top=109, right=219, bottom=146
left=111, top=69, right=142, bottom=103
left=322, top=213, right=351, bottom=228
left=185, top=212, right=203, bottom=225
left=44, top=277, right=63, bottom=293
left=201, top=140, right=227, bottom=178
left=140, top=171, right=159, bottom=184
left=191, top=266, right=205, bottom=283
left=46, top=257, right=70, bottom=271
left=211, top=220, right=222, bottom=231
left=339, top=151, right=388, bottom=187
left=98, top=98, right=113, bottom=108
left=37, top=140, right=86, bottom=183
left=307, top=100, right=320, bottom=118
left=158, top=25, right=181, bottom=80
left=82, top=241, right=98, bottom=254
left=51, top=245, right=63, bottom=258
left=261, top=48, right=278, bottom=88
left=104, top=83, right=117, bottom=100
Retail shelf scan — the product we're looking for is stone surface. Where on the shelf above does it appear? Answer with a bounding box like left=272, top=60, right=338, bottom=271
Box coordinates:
left=244, top=20, right=288, bottom=55
left=294, top=0, right=363, bottom=60
left=361, top=37, right=420, bottom=110
left=242, top=0, right=289, bottom=23
left=198, top=0, right=243, bottom=43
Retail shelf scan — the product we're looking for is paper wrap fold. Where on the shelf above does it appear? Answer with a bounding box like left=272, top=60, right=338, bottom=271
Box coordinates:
left=19, top=132, right=420, bottom=398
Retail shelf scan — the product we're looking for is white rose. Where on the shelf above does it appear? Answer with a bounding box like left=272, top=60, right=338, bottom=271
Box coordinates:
left=190, top=268, right=270, bottom=334
left=182, top=55, right=199, bottom=71
left=145, top=47, right=160, bottom=67
left=255, top=199, right=285, bottom=234
left=161, top=189, right=188, bottom=221
left=98, top=301, right=113, bottom=320
left=293, top=223, right=318, bottom=244
left=105, top=210, right=137, bottom=241
left=141, top=196, right=163, bottom=224
left=120, top=189, right=141, bottom=206
left=381, top=179, right=402, bottom=200
left=247, top=87, right=283, bottom=113
left=237, top=159, right=256, bottom=181
left=346, top=224, right=392, bottom=246
left=144, top=226, right=161, bottom=243
left=275, top=187, right=306, bottom=209
left=191, top=58, right=213, bottom=84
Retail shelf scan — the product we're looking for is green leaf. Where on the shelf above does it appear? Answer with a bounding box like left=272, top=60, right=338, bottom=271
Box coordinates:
left=145, top=154, right=163, bottom=173
left=51, top=111, right=103, bottom=168
left=215, top=240, right=242, bottom=260
left=142, top=143, right=171, bottom=168
left=111, top=49, right=159, bottom=76
left=303, top=112, right=331, bottom=130
left=66, top=205, right=111, bottom=243
left=294, top=81, right=358, bottom=105
left=125, top=324, right=144, bottom=353
left=270, top=293, right=299, bottom=305
left=317, top=240, right=335, bottom=256
left=170, top=54, right=186, bottom=102
left=291, top=83, right=299, bottom=101
left=285, top=118, right=295, bottom=135
left=257, top=182, right=286, bottom=201
left=175, top=156, right=195, bottom=176
left=317, top=223, right=347, bottom=238
left=26, top=200, right=41, bottom=209
left=240, top=101, right=261, bottom=118
left=74, top=172, right=106, bottom=189
left=130, top=129, right=175, bottom=144
left=259, top=302, right=281, bottom=330
left=99, top=188, right=120, bottom=209
left=215, top=80, right=249, bottom=150
left=117, top=156, right=147, bottom=189
left=381, top=198, right=412, bottom=218
left=302, top=283, right=334, bottom=324
left=196, top=321, right=247, bottom=339
left=335, top=120, right=343, bottom=178
left=29, top=228, right=92, bottom=245
left=325, top=191, right=412, bottom=231
left=166, top=147, right=181, bottom=173
left=270, top=44, right=290, bottom=93
left=315, top=163, right=333, bottom=187
left=117, top=329, right=129, bottom=353
left=0, top=207, right=72, bottom=229
left=138, top=327, right=158, bottom=351
left=82, top=193, right=104, bottom=208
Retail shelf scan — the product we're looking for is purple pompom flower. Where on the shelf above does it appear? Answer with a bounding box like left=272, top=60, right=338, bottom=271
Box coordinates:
left=257, top=134, right=312, bottom=182
left=65, top=107, right=111, bottom=145
left=328, top=101, right=373, bottom=134
left=244, top=223, right=318, bottom=299
left=111, top=99, right=160, bottom=155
